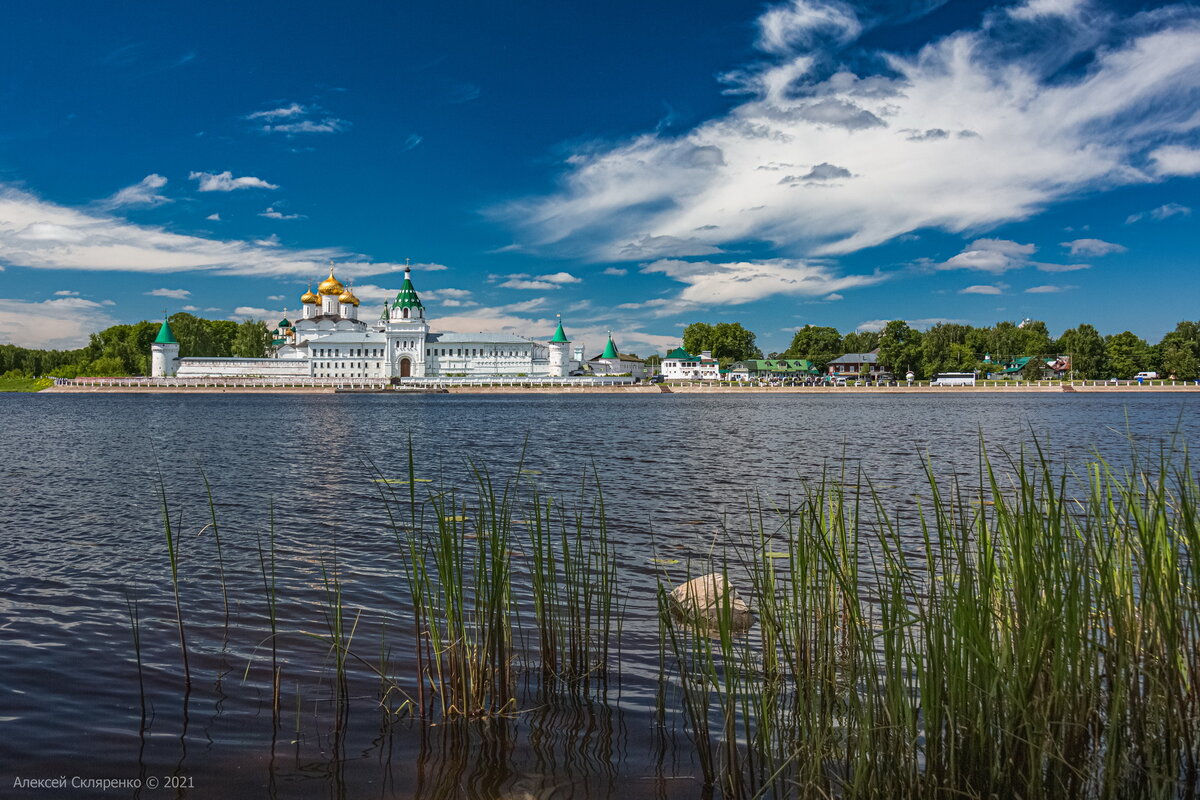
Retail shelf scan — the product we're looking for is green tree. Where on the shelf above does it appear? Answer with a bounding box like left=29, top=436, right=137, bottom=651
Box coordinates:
left=231, top=320, right=272, bottom=358
left=1022, top=358, right=1046, bottom=381
left=1160, top=341, right=1198, bottom=380
left=169, top=313, right=220, bottom=357
left=683, top=321, right=760, bottom=363
left=782, top=325, right=842, bottom=370
left=1057, top=324, right=1107, bottom=379
left=79, top=356, right=129, bottom=376
left=682, top=323, right=714, bottom=356
left=1158, top=321, right=1200, bottom=379
left=1018, top=320, right=1054, bottom=358
left=841, top=330, right=880, bottom=354
left=1105, top=330, right=1151, bottom=379
left=920, top=323, right=975, bottom=376
left=877, top=320, right=922, bottom=376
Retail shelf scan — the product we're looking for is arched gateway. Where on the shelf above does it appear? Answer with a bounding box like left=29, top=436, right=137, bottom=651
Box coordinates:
left=399, top=357, right=412, bottom=378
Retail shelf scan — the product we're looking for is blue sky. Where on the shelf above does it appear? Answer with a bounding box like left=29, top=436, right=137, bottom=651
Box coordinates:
left=1, top=0, right=1197, bottom=355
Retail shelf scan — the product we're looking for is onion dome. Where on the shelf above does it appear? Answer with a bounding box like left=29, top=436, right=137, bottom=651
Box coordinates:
left=338, top=288, right=360, bottom=307
left=277, top=317, right=293, bottom=329
left=300, top=286, right=319, bottom=304
left=318, top=265, right=345, bottom=296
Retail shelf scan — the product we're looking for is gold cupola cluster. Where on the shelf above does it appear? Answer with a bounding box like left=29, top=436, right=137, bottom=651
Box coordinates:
left=338, top=287, right=360, bottom=307
left=318, top=266, right=345, bottom=296
left=300, top=285, right=319, bottom=304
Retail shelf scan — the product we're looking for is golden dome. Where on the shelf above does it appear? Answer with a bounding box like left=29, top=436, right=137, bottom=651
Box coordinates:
left=338, top=288, right=360, bottom=306
left=318, top=266, right=345, bottom=296
left=300, top=286, right=319, bottom=304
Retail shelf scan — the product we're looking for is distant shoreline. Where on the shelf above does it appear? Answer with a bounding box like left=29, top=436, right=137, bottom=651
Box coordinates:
left=36, top=383, right=1200, bottom=395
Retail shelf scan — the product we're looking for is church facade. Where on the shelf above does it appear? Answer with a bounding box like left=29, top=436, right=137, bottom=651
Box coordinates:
left=156, top=264, right=609, bottom=380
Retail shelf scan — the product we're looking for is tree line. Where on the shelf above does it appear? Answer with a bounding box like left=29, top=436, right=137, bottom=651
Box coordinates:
left=0, top=313, right=273, bottom=379
left=669, top=319, right=1200, bottom=380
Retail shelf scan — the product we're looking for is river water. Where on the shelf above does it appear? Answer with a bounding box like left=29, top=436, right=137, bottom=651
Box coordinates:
left=1, top=392, right=1196, bottom=799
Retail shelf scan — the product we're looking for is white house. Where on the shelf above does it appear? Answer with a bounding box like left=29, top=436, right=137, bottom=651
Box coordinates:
left=661, top=347, right=720, bottom=380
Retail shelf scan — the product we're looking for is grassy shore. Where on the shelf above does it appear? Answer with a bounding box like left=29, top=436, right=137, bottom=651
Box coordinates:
left=0, top=376, right=53, bottom=392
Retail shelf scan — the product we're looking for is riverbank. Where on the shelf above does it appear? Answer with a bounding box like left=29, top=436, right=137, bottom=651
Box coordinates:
left=38, top=382, right=1200, bottom=394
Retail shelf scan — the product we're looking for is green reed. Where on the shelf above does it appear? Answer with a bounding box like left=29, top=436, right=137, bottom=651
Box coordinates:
left=657, top=445, right=1200, bottom=799
left=156, top=475, right=191, bottom=688
left=526, top=475, right=618, bottom=696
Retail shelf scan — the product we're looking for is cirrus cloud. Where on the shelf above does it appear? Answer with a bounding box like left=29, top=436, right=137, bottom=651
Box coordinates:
left=501, top=0, right=1200, bottom=271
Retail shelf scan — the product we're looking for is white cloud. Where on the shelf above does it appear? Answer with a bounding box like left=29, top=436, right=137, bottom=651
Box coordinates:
left=102, top=174, right=170, bottom=208
left=0, top=297, right=119, bottom=349
left=260, top=206, right=304, bottom=220
left=53, top=290, right=79, bottom=296
left=206, top=213, right=221, bottom=221
left=181, top=305, right=199, bottom=312
left=189, top=171, right=278, bottom=192
left=824, top=292, right=843, bottom=300
left=1150, top=145, right=1200, bottom=176
left=602, top=267, right=628, bottom=276
left=146, top=288, right=191, bottom=299
left=498, top=271, right=581, bottom=290
left=1025, top=284, right=1076, bottom=292
left=246, top=103, right=349, bottom=134
left=640, top=258, right=882, bottom=308
left=0, top=184, right=410, bottom=279
left=1060, top=238, right=1126, bottom=256
left=500, top=279, right=559, bottom=290
left=232, top=306, right=271, bottom=319
left=502, top=1, right=1200, bottom=275
left=1125, top=202, right=1192, bottom=224
left=265, top=119, right=347, bottom=134
left=1008, top=0, right=1086, bottom=21
left=938, top=238, right=1089, bottom=273
left=401, top=134, right=423, bottom=151
left=960, top=283, right=1005, bottom=294
left=266, top=295, right=284, bottom=301
left=245, top=103, right=308, bottom=121
left=756, top=0, right=862, bottom=54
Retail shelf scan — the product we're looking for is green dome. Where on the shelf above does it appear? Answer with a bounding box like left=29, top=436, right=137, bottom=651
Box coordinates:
left=154, top=318, right=178, bottom=345
left=601, top=336, right=618, bottom=360
left=550, top=318, right=569, bottom=343
left=277, top=318, right=292, bottom=329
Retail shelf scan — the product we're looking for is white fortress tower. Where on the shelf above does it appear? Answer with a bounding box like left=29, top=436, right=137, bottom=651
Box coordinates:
left=548, top=315, right=571, bottom=377
left=150, top=317, right=180, bottom=377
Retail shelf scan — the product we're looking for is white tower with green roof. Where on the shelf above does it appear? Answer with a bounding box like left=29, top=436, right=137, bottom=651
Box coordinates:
left=150, top=317, right=179, bottom=377
left=548, top=315, right=571, bottom=377
left=383, top=264, right=429, bottom=378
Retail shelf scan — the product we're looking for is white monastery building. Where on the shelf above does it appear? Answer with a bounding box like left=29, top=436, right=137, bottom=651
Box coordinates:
left=156, top=264, right=599, bottom=380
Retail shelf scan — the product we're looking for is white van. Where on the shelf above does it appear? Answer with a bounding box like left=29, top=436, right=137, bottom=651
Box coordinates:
left=1134, top=371, right=1159, bottom=380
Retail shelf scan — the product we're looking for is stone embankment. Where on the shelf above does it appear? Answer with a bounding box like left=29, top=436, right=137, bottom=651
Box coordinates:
left=39, top=380, right=1200, bottom=395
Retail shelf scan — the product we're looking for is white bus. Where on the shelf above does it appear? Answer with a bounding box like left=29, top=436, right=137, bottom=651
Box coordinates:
left=931, top=372, right=976, bottom=386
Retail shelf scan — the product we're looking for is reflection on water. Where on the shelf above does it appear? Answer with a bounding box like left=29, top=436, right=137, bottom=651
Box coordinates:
left=0, top=392, right=1196, bottom=798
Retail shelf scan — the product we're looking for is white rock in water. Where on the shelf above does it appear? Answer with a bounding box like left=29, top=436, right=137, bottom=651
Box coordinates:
left=669, top=572, right=754, bottom=631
